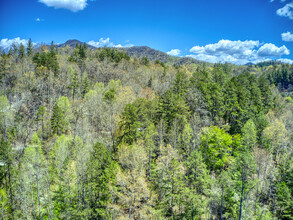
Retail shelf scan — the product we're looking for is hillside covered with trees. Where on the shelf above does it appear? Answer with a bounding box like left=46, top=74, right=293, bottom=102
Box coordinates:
left=0, top=42, right=292, bottom=219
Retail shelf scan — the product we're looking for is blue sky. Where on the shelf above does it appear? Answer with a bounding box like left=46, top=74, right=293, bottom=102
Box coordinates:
left=0, top=0, right=293, bottom=64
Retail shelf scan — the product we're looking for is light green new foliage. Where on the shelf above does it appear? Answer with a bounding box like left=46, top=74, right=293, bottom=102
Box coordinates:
left=0, top=189, right=8, bottom=219
left=68, top=66, right=79, bottom=100
left=56, top=96, right=71, bottom=113
left=0, top=95, right=9, bottom=115
left=180, top=122, right=193, bottom=156
left=81, top=73, right=90, bottom=98
left=145, top=123, right=157, bottom=180
left=200, top=126, right=233, bottom=171
left=241, top=119, right=257, bottom=149
left=93, top=81, right=105, bottom=93
left=0, top=95, right=12, bottom=140
left=22, top=133, right=47, bottom=218
left=108, top=79, right=122, bottom=91
left=50, top=135, right=71, bottom=176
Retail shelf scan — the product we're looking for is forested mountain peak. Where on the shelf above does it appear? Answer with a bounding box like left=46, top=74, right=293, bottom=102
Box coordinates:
left=119, top=46, right=206, bottom=65
left=58, top=39, right=96, bottom=49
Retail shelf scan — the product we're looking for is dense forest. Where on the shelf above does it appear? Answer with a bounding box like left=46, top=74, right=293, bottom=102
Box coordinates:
left=0, top=41, right=292, bottom=219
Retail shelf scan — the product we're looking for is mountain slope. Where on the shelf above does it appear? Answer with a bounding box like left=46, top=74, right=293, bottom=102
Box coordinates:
left=58, top=39, right=96, bottom=49
left=119, top=46, right=205, bottom=65
left=59, top=39, right=205, bottom=65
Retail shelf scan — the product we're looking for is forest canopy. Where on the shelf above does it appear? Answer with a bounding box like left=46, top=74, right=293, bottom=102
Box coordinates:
left=0, top=43, right=292, bottom=219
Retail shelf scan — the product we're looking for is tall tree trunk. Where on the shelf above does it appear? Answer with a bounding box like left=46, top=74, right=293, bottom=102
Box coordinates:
left=3, top=116, right=7, bottom=142
left=128, top=195, right=133, bottom=219
left=30, top=173, right=36, bottom=220
left=220, top=185, right=224, bottom=220
left=239, top=169, right=245, bottom=220
left=7, top=162, right=14, bottom=215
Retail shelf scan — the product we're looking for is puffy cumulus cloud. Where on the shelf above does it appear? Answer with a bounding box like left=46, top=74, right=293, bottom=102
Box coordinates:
left=0, top=37, right=29, bottom=50
left=278, top=58, right=293, bottom=64
left=282, top=31, right=293, bottom=41
left=167, top=49, right=181, bottom=56
left=276, top=2, right=293, bottom=19
left=88, top=37, right=110, bottom=47
left=88, top=37, right=133, bottom=48
left=188, top=39, right=290, bottom=65
left=39, top=0, right=87, bottom=12
left=257, top=43, right=289, bottom=57
left=190, top=40, right=259, bottom=61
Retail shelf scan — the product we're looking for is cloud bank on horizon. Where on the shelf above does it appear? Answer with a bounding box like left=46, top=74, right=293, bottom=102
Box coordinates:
left=1, top=37, right=292, bottom=65
left=0, top=37, right=134, bottom=51
left=0, top=38, right=29, bottom=50
left=39, top=0, right=87, bottom=12
left=187, top=39, right=291, bottom=65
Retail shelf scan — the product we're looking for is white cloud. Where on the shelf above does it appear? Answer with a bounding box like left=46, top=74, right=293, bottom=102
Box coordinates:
left=39, top=0, right=87, bottom=12
left=276, top=2, right=293, bottom=19
left=167, top=49, right=181, bottom=56
left=282, top=31, right=293, bottom=41
left=189, top=40, right=259, bottom=59
left=278, top=58, right=293, bottom=64
left=0, top=37, right=29, bottom=50
left=257, top=43, right=289, bottom=57
left=88, top=38, right=112, bottom=47
left=88, top=37, right=133, bottom=48
left=188, top=39, right=290, bottom=65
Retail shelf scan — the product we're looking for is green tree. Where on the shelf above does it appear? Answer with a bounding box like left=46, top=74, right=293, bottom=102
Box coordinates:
left=0, top=139, right=14, bottom=216
left=22, top=133, right=48, bottom=218
left=230, top=151, right=257, bottom=220
left=0, top=95, right=11, bottom=141
left=140, top=57, right=149, bottom=65
left=79, top=43, right=87, bottom=60
left=144, top=123, right=157, bottom=181
left=276, top=182, right=293, bottom=219
left=200, top=126, right=234, bottom=171
left=84, top=142, right=117, bottom=219
left=26, top=38, right=33, bottom=56
left=18, top=44, right=25, bottom=59
left=241, top=119, right=257, bottom=149
left=158, top=89, right=190, bottom=132
left=81, top=73, right=90, bottom=98
left=184, top=150, right=211, bottom=219
left=118, top=104, right=141, bottom=145
left=36, top=105, right=46, bottom=134
left=51, top=97, right=71, bottom=135
left=153, top=145, right=185, bottom=218
left=172, top=71, right=189, bottom=97
left=68, top=66, right=79, bottom=101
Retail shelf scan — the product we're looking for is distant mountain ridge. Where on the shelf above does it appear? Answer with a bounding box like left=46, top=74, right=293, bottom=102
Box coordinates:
left=58, top=39, right=97, bottom=49
left=118, top=46, right=205, bottom=65
left=59, top=39, right=205, bottom=65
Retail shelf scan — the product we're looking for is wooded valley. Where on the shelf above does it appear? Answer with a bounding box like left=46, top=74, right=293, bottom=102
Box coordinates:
left=0, top=42, right=292, bottom=219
